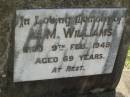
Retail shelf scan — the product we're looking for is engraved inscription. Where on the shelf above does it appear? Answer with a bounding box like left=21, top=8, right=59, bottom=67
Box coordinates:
left=14, top=8, right=126, bottom=82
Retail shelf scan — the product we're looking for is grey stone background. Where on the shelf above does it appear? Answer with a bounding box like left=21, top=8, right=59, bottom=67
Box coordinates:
left=0, top=0, right=130, bottom=97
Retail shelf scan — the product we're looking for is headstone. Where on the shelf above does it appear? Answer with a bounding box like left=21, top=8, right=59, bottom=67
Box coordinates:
left=14, top=8, right=126, bottom=82
left=0, top=1, right=130, bottom=97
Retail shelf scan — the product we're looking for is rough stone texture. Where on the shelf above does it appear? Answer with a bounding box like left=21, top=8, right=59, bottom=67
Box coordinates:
left=0, top=0, right=130, bottom=97
left=117, top=71, right=130, bottom=97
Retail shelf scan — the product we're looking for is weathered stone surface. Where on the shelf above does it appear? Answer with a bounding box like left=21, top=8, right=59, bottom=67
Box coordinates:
left=14, top=8, right=126, bottom=82
left=0, top=0, right=130, bottom=97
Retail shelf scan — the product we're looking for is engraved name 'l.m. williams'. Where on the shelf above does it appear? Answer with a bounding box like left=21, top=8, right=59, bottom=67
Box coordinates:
left=14, top=8, right=126, bottom=82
